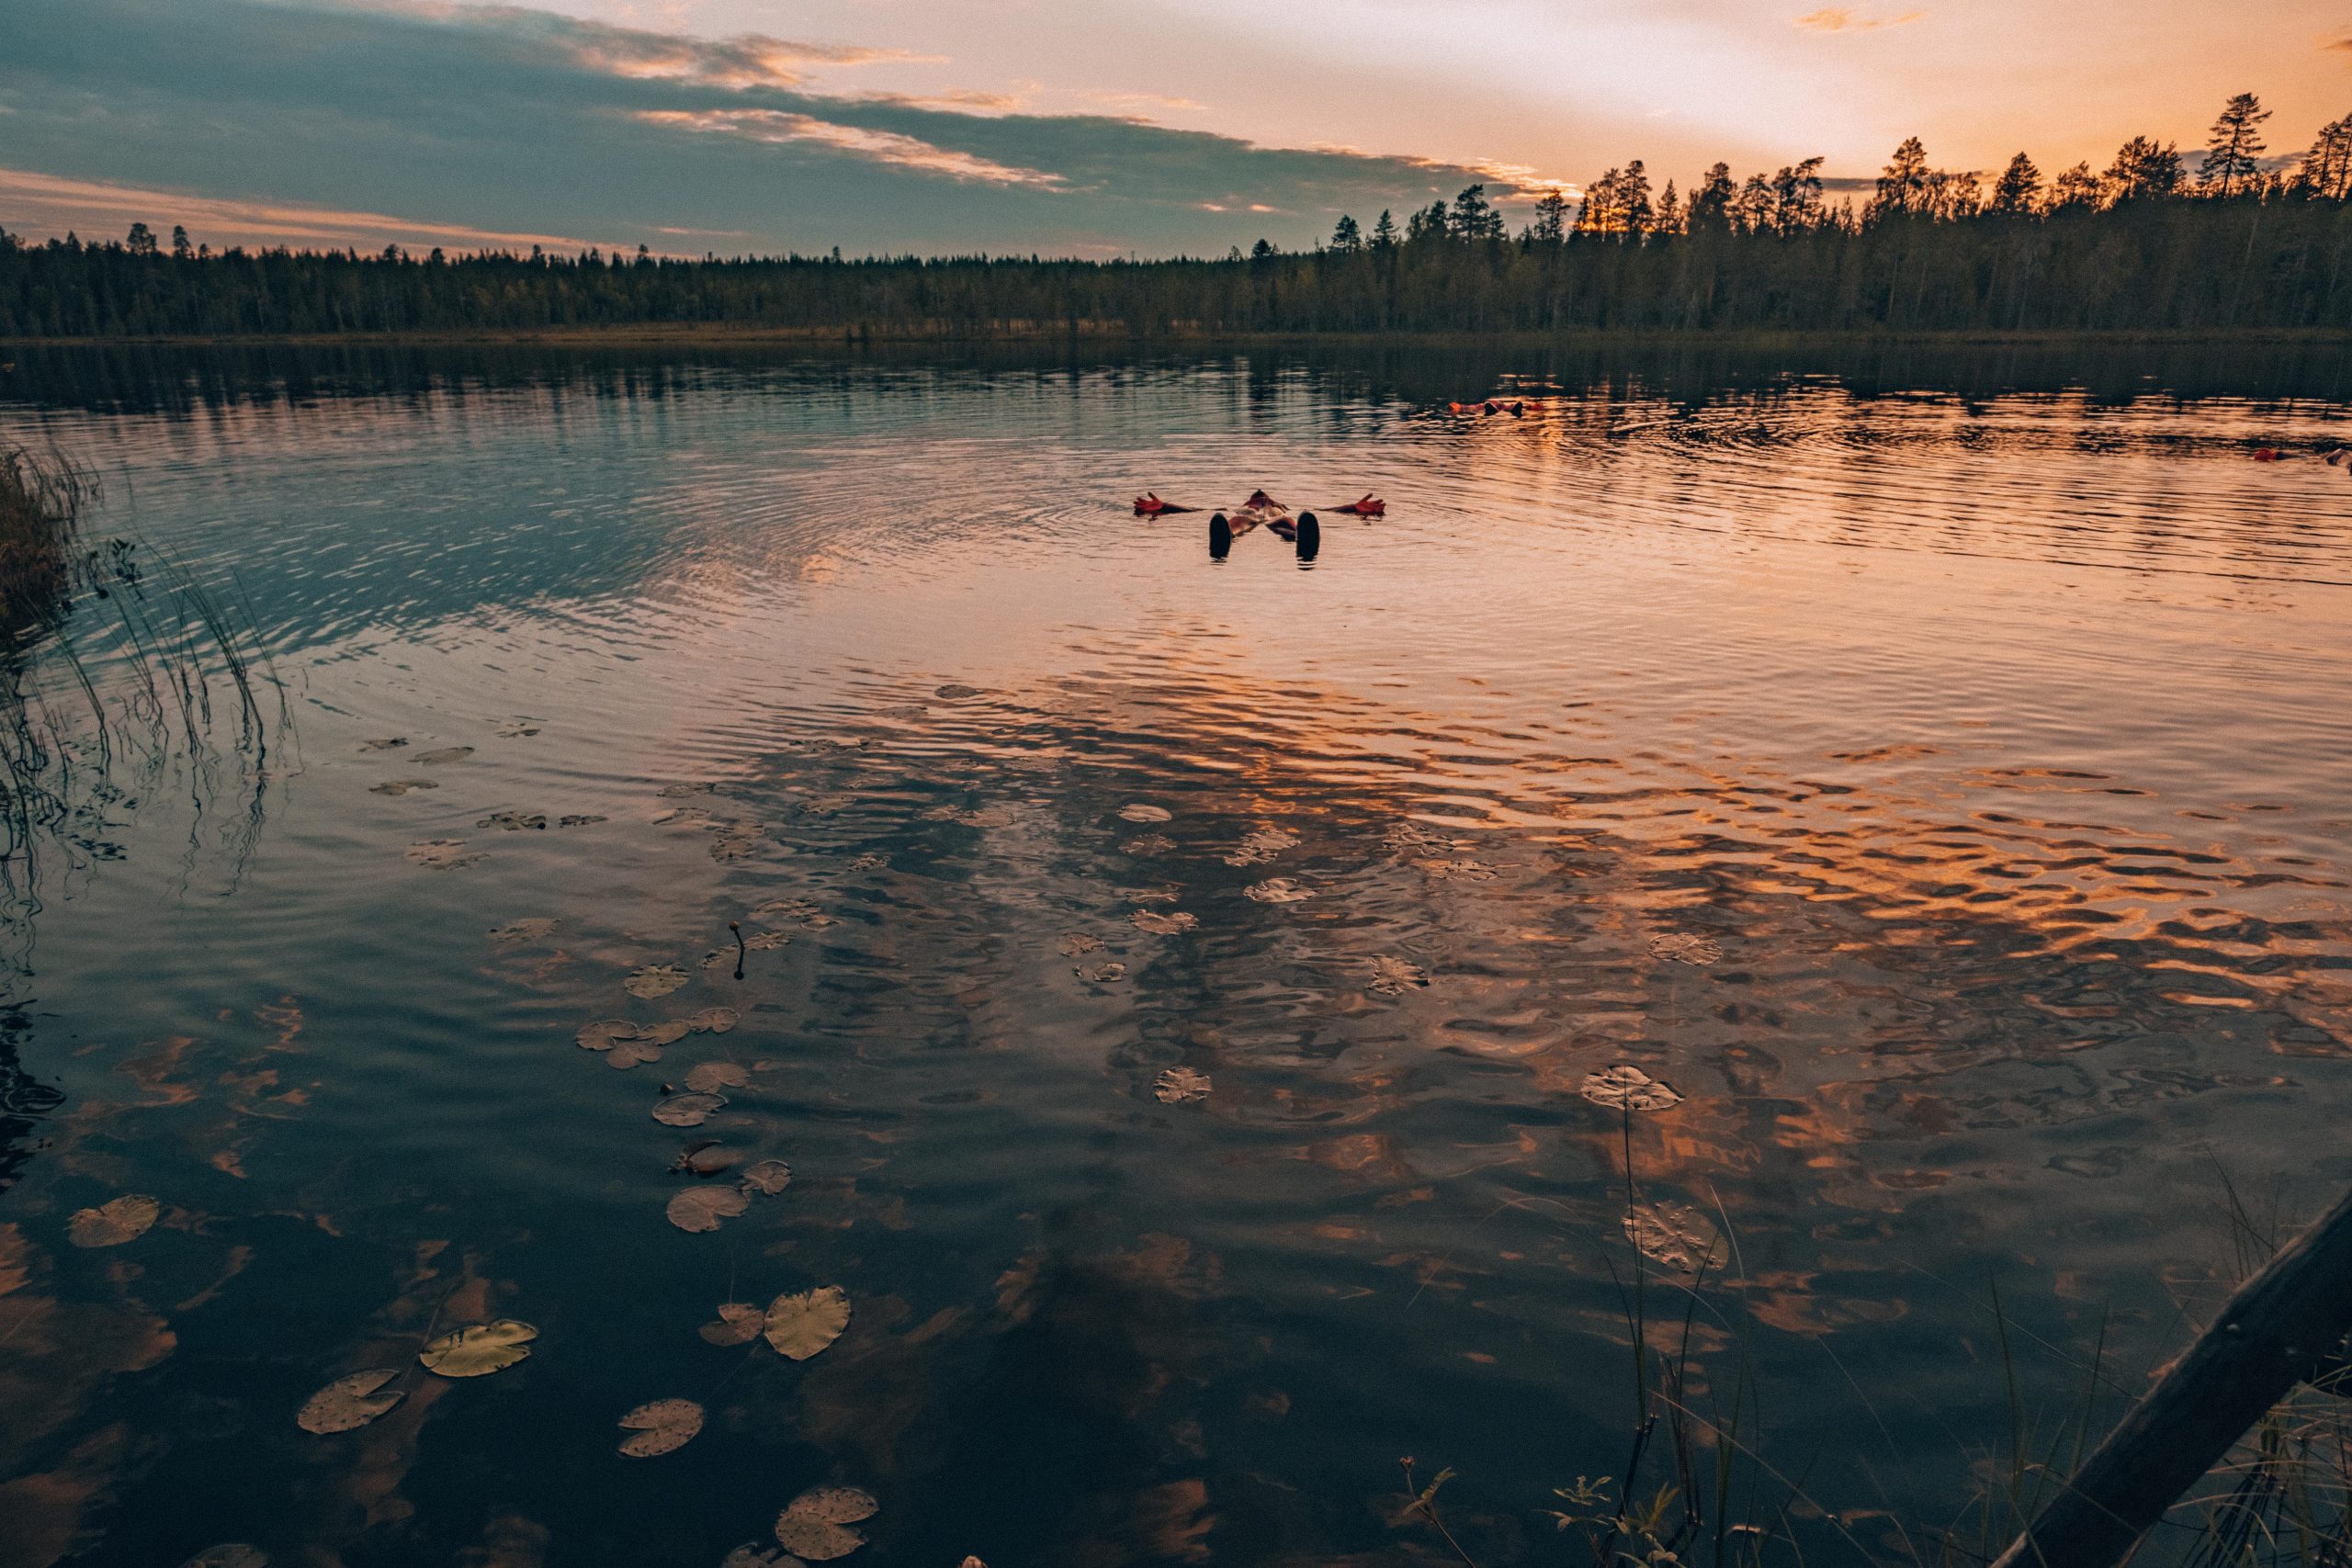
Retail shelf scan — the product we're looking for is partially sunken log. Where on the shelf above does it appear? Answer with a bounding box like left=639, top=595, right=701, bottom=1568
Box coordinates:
left=1994, top=1183, right=2352, bottom=1568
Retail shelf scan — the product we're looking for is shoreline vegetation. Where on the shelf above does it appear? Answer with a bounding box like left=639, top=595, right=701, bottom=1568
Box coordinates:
left=7, top=96, right=2352, bottom=343
left=6, top=325, right=2352, bottom=349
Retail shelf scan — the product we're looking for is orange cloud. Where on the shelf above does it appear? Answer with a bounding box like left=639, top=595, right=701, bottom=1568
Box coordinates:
left=1795, top=7, right=1926, bottom=30
left=0, top=166, right=591, bottom=252
left=409, top=3, right=920, bottom=91
left=633, top=110, right=1067, bottom=188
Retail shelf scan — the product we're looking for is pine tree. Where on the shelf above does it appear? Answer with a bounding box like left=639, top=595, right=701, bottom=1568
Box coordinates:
left=1770, top=158, right=1826, bottom=232
left=2052, top=162, right=2104, bottom=209
left=2296, top=115, right=2352, bottom=200
left=1577, top=169, right=1622, bottom=236
left=1530, top=191, right=1570, bottom=243
left=1989, top=153, right=2042, bottom=214
left=1654, top=180, right=1682, bottom=237
left=1371, top=209, right=1398, bottom=248
left=1329, top=214, right=1362, bottom=252
left=2199, top=92, right=2271, bottom=198
left=1449, top=184, right=1503, bottom=241
left=1620, top=161, right=1655, bottom=238
left=2108, top=136, right=2184, bottom=201
left=1686, top=164, right=1736, bottom=231
left=1868, top=136, right=1932, bottom=221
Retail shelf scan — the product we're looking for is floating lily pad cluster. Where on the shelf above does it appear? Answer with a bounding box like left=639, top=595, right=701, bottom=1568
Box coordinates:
left=1367, top=955, right=1429, bottom=995
left=1648, top=931, right=1724, bottom=966
left=1224, top=825, right=1299, bottom=867
left=1579, top=1065, right=1684, bottom=1112
left=1155, top=1066, right=1212, bottom=1104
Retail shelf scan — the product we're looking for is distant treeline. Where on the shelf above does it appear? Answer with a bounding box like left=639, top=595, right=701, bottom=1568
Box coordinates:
left=7, top=95, right=2352, bottom=339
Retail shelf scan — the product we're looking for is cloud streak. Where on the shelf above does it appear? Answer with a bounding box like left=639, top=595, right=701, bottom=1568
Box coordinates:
left=0, top=165, right=591, bottom=251
left=635, top=110, right=1067, bottom=188
left=1794, top=7, right=1926, bottom=31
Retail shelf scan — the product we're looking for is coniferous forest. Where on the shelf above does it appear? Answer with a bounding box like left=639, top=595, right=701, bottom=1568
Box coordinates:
left=7, top=95, right=2352, bottom=340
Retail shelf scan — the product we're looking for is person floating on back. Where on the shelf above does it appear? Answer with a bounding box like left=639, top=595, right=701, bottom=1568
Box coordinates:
left=1134, top=492, right=1200, bottom=515
left=1335, top=494, right=1385, bottom=516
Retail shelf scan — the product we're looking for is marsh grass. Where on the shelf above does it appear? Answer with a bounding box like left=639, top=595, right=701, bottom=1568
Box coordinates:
left=0, top=444, right=285, bottom=994
left=1388, top=1129, right=2352, bottom=1568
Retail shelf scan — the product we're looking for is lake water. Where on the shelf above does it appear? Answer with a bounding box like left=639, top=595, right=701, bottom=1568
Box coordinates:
left=3, top=340, right=2351, bottom=1567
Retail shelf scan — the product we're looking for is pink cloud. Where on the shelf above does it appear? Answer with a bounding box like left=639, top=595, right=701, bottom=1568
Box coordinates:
left=0, top=166, right=592, bottom=252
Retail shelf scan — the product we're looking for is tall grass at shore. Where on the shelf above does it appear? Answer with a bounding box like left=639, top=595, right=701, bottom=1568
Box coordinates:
left=1387, top=1130, right=2352, bottom=1566
left=0, top=444, right=284, bottom=991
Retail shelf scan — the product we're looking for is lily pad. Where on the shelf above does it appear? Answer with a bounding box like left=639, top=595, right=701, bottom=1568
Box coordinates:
left=478, top=811, right=547, bottom=831
left=609, top=1037, right=664, bottom=1069
left=1131, top=909, right=1197, bottom=935
left=1243, top=877, right=1310, bottom=904
left=1224, top=826, right=1299, bottom=866
left=559, top=814, right=607, bottom=829
left=1623, top=1200, right=1724, bottom=1273
left=1580, top=1065, right=1683, bottom=1113
left=722, top=1546, right=794, bottom=1568
left=642, top=1020, right=693, bottom=1046
left=685, top=1061, right=750, bottom=1093
left=617, top=1397, right=704, bottom=1457
left=415, top=747, right=474, bottom=766
left=405, top=840, right=481, bottom=871
left=752, top=898, right=821, bottom=923
left=68, top=1193, right=159, bottom=1248
left=702, top=946, right=744, bottom=972
left=673, top=1141, right=735, bottom=1176
left=763, top=1286, right=851, bottom=1360
left=847, top=853, right=885, bottom=871
left=1076, top=961, right=1126, bottom=983
left=369, top=779, right=435, bottom=795
left=180, top=1548, right=268, bottom=1568
left=358, top=737, right=408, bottom=751
left=626, top=964, right=691, bottom=999
left=775, top=1485, right=879, bottom=1561
left=667, top=1187, right=750, bottom=1233
left=739, top=1159, right=793, bottom=1195
left=1057, top=932, right=1102, bottom=956
left=419, top=1319, right=537, bottom=1378
left=1117, top=803, right=1171, bottom=823
left=699, top=1303, right=764, bottom=1346
left=1648, top=932, right=1724, bottom=966
left=493, top=718, right=544, bottom=739
left=491, top=918, right=558, bottom=943
left=711, top=829, right=767, bottom=863
left=1385, top=822, right=1456, bottom=853
left=1368, top=956, right=1429, bottom=995
left=577, top=1020, right=640, bottom=1052
left=934, top=682, right=981, bottom=700
left=744, top=931, right=792, bottom=951
left=654, top=1092, right=728, bottom=1127
left=1122, top=833, right=1175, bottom=856
left=297, top=1369, right=406, bottom=1434
left=688, top=1007, right=740, bottom=1033
left=1154, top=1067, right=1212, bottom=1104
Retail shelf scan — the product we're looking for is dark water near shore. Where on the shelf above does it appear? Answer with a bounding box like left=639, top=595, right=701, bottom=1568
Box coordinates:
left=2, top=340, right=2351, bottom=1567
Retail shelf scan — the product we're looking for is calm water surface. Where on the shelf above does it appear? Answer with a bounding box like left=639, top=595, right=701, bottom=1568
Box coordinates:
left=2, top=343, right=2351, bottom=1566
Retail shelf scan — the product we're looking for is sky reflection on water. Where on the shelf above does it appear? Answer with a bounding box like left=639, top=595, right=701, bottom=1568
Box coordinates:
left=0, top=343, right=2349, bottom=1565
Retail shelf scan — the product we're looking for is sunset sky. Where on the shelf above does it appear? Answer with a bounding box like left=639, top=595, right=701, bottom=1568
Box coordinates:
left=5, top=0, right=2349, bottom=257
